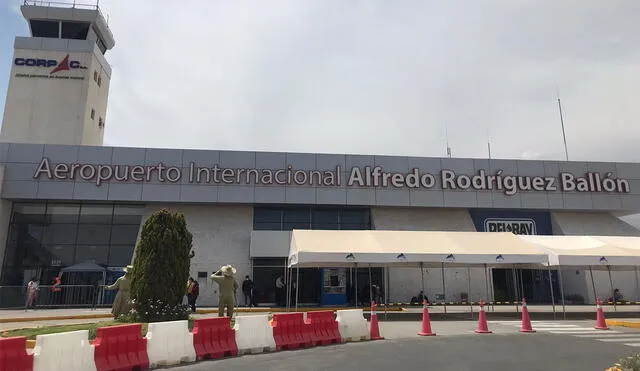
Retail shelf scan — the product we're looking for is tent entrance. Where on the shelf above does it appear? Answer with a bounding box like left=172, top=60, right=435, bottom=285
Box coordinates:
left=492, top=268, right=560, bottom=304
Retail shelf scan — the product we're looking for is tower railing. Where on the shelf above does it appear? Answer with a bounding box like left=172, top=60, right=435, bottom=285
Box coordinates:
left=23, top=0, right=100, bottom=12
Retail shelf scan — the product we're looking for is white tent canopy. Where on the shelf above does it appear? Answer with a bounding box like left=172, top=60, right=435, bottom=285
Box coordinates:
left=287, top=230, right=550, bottom=268
left=518, top=235, right=640, bottom=268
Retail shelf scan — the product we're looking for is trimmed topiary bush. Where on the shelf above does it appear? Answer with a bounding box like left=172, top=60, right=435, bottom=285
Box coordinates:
left=130, top=209, right=194, bottom=322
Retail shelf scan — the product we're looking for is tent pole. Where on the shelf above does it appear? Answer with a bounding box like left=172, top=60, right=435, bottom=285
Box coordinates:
left=489, top=267, right=495, bottom=312
left=635, top=266, right=640, bottom=302
left=295, top=266, right=300, bottom=311
left=589, top=266, right=597, bottom=304
left=355, top=263, right=358, bottom=308
left=441, top=262, right=447, bottom=316
left=546, top=264, right=556, bottom=320
left=512, top=269, right=519, bottom=313
left=384, top=267, right=388, bottom=320
left=284, top=260, right=288, bottom=311
left=607, top=265, right=616, bottom=312
left=558, top=267, right=566, bottom=320
left=484, top=264, right=490, bottom=308
left=368, top=266, right=373, bottom=308
left=519, top=269, right=525, bottom=304
left=420, top=263, right=425, bottom=296
left=467, top=267, right=473, bottom=319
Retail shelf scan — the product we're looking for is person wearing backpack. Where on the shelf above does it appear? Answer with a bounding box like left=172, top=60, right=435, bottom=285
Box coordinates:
left=187, top=277, right=199, bottom=313
left=242, top=275, right=254, bottom=307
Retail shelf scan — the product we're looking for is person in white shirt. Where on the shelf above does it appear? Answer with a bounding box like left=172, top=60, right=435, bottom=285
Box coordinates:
left=26, top=277, right=39, bottom=309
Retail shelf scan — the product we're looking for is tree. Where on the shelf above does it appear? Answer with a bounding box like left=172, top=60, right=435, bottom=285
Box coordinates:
left=130, top=209, right=194, bottom=322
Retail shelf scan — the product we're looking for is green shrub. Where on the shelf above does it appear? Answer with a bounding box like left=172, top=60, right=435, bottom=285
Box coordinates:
left=130, top=209, right=194, bottom=322
left=613, top=354, right=640, bottom=371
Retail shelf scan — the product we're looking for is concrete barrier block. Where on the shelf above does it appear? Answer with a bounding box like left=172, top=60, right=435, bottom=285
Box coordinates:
left=336, top=309, right=370, bottom=342
left=233, top=314, right=277, bottom=354
left=146, top=320, right=196, bottom=368
left=33, top=330, right=96, bottom=371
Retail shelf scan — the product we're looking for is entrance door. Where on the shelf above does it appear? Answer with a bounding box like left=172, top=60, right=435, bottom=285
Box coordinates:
left=492, top=268, right=559, bottom=304
left=345, top=267, right=384, bottom=306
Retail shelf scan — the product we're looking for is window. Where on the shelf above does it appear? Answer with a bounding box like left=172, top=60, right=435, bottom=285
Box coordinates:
left=76, top=224, right=111, bottom=245
left=107, top=245, right=135, bottom=267
left=197, top=272, right=207, bottom=279
left=30, top=20, right=59, bottom=38
left=45, top=244, right=76, bottom=267
left=90, top=109, right=95, bottom=120
left=11, top=203, right=45, bottom=224
left=42, top=224, right=77, bottom=245
left=61, top=21, right=90, bottom=40
left=93, top=71, right=98, bottom=81
left=45, top=204, right=80, bottom=223
left=312, top=209, right=340, bottom=230
left=75, top=245, right=109, bottom=265
left=97, top=76, right=102, bottom=87
left=79, top=205, right=113, bottom=224
left=113, top=205, right=144, bottom=225
left=109, top=225, right=140, bottom=245
left=253, top=206, right=370, bottom=231
left=98, top=117, right=104, bottom=128
left=96, top=37, right=107, bottom=54
left=282, top=207, right=310, bottom=230
left=253, top=207, right=282, bottom=230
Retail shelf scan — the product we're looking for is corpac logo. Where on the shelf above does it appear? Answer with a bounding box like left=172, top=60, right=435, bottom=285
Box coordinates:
left=14, top=54, right=86, bottom=75
left=484, top=218, right=537, bottom=235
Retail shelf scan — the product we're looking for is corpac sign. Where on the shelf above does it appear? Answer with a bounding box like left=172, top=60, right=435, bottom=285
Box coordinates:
left=13, top=54, right=86, bottom=79
left=484, top=218, right=537, bottom=235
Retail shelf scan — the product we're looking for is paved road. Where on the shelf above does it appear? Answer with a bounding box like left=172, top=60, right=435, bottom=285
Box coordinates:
left=173, top=320, right=640, bottom=370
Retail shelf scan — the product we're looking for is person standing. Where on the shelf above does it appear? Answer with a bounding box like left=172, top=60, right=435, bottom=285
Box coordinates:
left=104, top=265, right=133, bottom=319
left=275, top=275, right=285, bottom=306
left=210, top=265, right=238, bottom=317
left=242, top=275, right=254, bottom=307
left=186, top=277, right=199, bottom=313
left=25, top=277, right=40, bottom=309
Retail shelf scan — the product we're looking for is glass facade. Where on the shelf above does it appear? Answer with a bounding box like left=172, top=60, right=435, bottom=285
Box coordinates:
left=252, top=205, right=380, bottom=306
left=253, top=205, right=372, bottom=231
left=1, top=202, right=143, bottom=286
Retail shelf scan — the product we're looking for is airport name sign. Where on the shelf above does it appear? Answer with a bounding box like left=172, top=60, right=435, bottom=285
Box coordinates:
left=32, top=157, right=631, bottom=195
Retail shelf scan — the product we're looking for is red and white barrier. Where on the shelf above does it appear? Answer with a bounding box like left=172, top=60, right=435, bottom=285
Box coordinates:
left=335, top=309, right=370, bottom=342
left=146, top=320, right=196, bottom=367
left=33, top=330, right=96, bottom=371
left=233, top=314, right=277, bottom=354
left=0, top=308, right=386, bottom=370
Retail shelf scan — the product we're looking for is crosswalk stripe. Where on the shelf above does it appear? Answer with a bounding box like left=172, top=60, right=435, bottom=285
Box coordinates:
left=597, top=338, right=640, bottom=342
left=549, top=330, right=615, bottom=335
left=623, top=343, right=640, bottom=347
left=575, top=333, right=625, bottom=337
left=542, top=328, right=600, bottom=332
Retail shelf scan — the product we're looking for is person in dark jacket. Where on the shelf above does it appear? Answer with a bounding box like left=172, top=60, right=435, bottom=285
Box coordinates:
left=242, top=275, right=254, bottom=307
left=186, top=277, right=199, bottom=313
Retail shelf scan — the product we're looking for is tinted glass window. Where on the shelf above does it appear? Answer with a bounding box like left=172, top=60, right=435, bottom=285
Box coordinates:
left=61, top=21, right=89, bottom=40
left=110, top=225, right=140, bottom=245
left=12, top=203, right=45, bottom=224
left=42, top=224, right=77, bottom=245
left=283, top=208, right=310, bottom=230
left=76, top=224, right=111, bottom=245
left=96, top=37, right=107, bottom=54
left=45, top=244, right=75, bottom=267
left=108, top=245, right=135, bottom=267
left=312, top=209, right=340, bottom=230
left=75, top=245, right=109, bottom=265
left=45, top=204, right=80, bottom=223
left=30, top=20, right=59, bottom=38
left=113, top=205, right=144, bottom=225
left=253, top=207, right=282, bottom=230
left=79, top=205, right=113, bottom=224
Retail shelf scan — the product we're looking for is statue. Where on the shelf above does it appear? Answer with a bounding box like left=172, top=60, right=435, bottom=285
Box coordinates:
left=105, top=265, right=133, bottom=319
left=210, top=265, right=238, bottom=317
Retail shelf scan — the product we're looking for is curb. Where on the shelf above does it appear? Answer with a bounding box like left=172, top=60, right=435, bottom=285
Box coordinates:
left=605, top=319, right=640, bottom=329
left=0, top=306, right=405, bottom=324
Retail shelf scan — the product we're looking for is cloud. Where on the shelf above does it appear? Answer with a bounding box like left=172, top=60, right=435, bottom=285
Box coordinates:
left=59, top=1, right=640, bottom=161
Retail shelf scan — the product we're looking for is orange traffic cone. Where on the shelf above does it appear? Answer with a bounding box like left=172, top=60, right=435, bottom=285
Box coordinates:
left=519, top=298, right=535, bottom=333
left=475, top=300, right=492, bottom=334
left=595, top=298, right=610, bottom=330
left=418, top=299, right=436, bottom=336
left=369, top=301, right=384, bottom=340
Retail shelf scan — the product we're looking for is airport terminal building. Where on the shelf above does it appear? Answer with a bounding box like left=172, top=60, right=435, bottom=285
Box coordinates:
left=1, top=3, right=640, bottom=308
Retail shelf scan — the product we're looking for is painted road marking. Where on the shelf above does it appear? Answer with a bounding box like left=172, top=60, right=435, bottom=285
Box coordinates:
left=597, top=338, right=640, bottom=342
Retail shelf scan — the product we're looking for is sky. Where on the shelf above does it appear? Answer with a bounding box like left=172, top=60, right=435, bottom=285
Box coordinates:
left=0, top=0, right=640, bottom=162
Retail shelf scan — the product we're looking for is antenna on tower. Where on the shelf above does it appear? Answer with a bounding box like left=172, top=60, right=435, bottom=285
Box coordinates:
left=445, top=122, right=452, bottom=158
left=487, top=128, right=492, bottom=160
left=555, top=83, right=569, bottom=161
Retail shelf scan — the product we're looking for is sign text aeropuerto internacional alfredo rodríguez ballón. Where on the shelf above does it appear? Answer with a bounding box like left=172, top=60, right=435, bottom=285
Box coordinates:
left=31, top=157, right=631, bottom=196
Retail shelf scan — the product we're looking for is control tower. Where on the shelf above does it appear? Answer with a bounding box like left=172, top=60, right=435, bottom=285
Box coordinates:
left=0, top=1, right=115, bottom=146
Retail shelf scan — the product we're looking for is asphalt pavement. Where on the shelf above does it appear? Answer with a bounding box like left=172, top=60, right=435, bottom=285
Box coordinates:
left=172, top=320, right=640, bottom=371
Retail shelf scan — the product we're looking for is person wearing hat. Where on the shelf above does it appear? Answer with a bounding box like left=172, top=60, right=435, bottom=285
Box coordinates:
left=210, top=265, right=239, bottom=317
left=105, top=265, right=133, bottom=319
